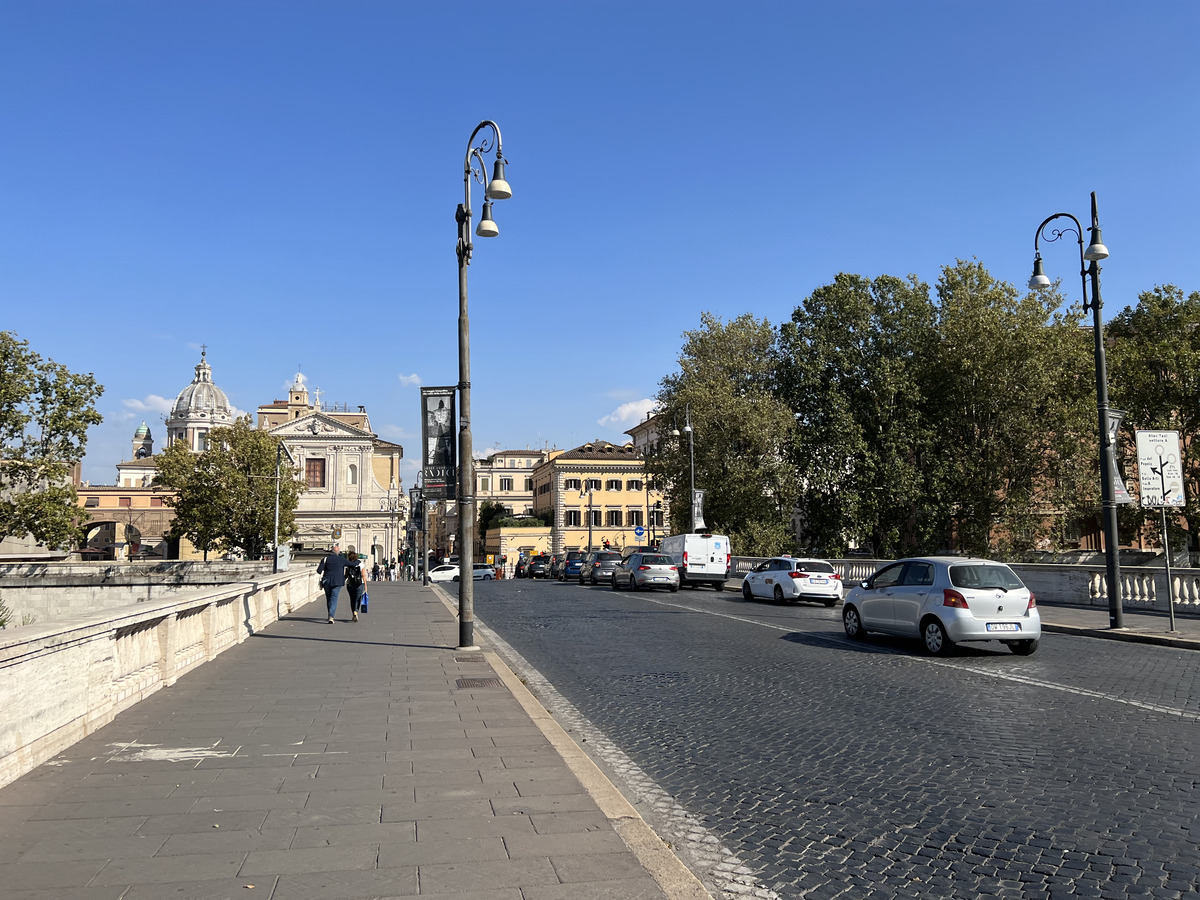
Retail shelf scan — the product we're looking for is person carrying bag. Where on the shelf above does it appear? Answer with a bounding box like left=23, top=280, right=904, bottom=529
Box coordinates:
left=344, top=549, right=366, bottom=622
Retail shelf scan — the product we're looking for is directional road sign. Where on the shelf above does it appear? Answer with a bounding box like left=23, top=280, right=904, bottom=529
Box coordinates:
left=1136, top=430, right=1186, bottom=508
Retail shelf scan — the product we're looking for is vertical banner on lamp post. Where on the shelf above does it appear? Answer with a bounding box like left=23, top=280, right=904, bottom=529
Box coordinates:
left=421, top=387, right=457, bottom=502
left=692, top=489, right=706, bottom=531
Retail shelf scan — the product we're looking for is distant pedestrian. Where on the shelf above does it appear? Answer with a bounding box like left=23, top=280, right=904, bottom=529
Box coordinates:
left=345, top=549, right=365, bottom=623
left=317, top=544, right=349, bottom=624
left=372, top=562, right=380, bottom=582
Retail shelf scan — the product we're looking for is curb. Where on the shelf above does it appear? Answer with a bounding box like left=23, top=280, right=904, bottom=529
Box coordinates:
left=429, top=584, right=713, bottom=900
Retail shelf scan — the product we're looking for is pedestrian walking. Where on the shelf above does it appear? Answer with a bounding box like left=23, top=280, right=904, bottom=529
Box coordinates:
left=372, top=562, right=380, bottom=582
left=317, top=543, right=349, bottom=624
left=344, top=549, right=365, bottom=622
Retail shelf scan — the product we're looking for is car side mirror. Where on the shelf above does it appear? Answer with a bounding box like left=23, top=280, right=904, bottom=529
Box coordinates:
left=860, top=581, right=870, bottom=589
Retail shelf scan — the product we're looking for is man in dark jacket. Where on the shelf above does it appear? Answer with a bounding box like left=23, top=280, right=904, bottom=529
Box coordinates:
left=317, top=544, right=349, bottom=624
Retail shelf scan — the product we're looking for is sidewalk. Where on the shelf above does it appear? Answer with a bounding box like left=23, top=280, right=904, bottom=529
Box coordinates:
left=0, top=580, right=709, bottom=900
left=1037, top=600, right=1200, bottom=651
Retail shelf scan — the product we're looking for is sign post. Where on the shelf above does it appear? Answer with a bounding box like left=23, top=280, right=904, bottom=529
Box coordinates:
left=1136, top=430, right=1186, bottom=631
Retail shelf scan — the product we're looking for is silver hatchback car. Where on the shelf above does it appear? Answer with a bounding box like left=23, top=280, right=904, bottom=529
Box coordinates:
left=842, top=556, right=1041, bottom=656
left=611, top=553, right=680, bottom=592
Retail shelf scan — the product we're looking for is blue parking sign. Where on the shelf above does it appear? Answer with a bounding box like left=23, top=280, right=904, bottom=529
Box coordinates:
left=634, top=526, right=645, bottom=538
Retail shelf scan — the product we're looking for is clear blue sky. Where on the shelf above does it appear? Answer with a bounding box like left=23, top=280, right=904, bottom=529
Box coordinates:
left=3, top=1, right=1197, bottom=487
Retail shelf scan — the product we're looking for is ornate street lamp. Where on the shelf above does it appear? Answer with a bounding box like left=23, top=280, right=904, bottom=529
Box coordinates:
left=1029, top=191, right=1124, bottom=628
left=455, top=120, right=512, bottom=650
left=671, top=405, right=697, bottom=532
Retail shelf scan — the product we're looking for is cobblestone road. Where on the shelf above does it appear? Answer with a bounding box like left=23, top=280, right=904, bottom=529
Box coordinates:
left=472, top=579, right=1200, bottom=900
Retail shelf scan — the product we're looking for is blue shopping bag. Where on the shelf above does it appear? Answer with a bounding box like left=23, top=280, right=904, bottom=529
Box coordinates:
left=360, top=591, right=369, bottom=613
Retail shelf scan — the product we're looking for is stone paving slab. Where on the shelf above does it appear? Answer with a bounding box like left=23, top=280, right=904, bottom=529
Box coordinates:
left=0, top=580, right=707, bottom=899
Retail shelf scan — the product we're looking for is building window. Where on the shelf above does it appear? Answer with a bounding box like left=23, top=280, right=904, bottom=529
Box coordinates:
left=565, top=478, right=581, bottom=491
left=500, top=477, right=513, bottom=491
left=585, top=478, right=601, bottom=491
left=348, top=464, right=358, bottom=486
left=306, top=458, right=326, bottom=488
left=566, top=510, right=581, bottom=527
left=589, top=510, right=602, bottom=527
left=628, top=509, right=643, bottom=527
left=606, top=479, right=622, bottom=491
left=479, top=476, right=490, bottom=492
left=626, top=479, right=643, bottom=491
left=651, top=510, right=664, bottom=527
left=606, top=510, right=623, bottom=527
left=524, top=477, right=533, bottom=491
left=85, top=496, right=99, bottom=507
left=151, top=497, right=164, bottom=508
left=119, top=497, right=132, bottom=508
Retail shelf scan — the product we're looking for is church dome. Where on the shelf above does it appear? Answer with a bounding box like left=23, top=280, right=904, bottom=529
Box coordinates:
left=134, top=421, right=151, bottom=439
left=171, top=350, right=232, bottom=420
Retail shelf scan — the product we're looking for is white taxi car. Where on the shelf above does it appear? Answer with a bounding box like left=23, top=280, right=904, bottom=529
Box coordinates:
left=741, top=557, right=843, bottom=606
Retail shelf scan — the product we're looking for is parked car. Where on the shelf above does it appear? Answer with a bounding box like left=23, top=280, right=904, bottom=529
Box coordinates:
left=526, top=554, right=553, bottom=579
left=659, top=533, right=731, bottom=589
left=429, top=564, right=460, bottom=583
left=557, top=551, right=586, bottom=581
left=741, top=556, right=842, bottom=606
left=579, top=550, right=623, bottom=585
left=472, top=563, right=496, bottom=580
left=841, top=556, right=1041, bottom=656
left=611, top=553, right=679, bottom=592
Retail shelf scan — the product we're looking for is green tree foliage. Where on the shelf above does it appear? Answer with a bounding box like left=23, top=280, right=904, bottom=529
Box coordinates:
left=779, top=273, right=935, bottom=557
left=1108, top=284, right=1200, bottom=543
left=155, top=418, right=304, bottom=559
left=924, top=260, right=1095, bottom=556
left=650, top=312, right=799, bottom=557
left=0, top=331, right=103, bottom=547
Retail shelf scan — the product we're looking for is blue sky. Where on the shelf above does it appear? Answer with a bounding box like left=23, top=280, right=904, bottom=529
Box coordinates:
left=3, top=1, right=1198, bottom=487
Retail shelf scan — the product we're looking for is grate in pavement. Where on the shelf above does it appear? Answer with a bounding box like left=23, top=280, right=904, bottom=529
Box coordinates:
left=456, top=677, right=504, bottom=689
left=455, top=656, right=485, bottom=663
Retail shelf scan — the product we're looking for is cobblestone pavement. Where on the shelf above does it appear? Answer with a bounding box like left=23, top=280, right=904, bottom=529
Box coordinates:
left=473, top=579, right=1200, bottom=900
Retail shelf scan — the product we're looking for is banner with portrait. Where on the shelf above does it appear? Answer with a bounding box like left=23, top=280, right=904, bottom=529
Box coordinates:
left=420, top=386, right=457, bottom=501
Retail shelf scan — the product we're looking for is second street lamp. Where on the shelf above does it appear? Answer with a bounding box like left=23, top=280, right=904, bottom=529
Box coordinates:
left=1029, top=191, right=1126, bottom=629
left=671, top=405, right=697, bottom=532
left=455, top=120, right=511, bottom=650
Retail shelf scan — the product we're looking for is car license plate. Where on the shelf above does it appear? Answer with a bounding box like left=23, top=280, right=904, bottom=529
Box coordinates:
left=810, top=577, right=828, bottom=584
left=653, top=577, right=667, bottom=582
left=986, top=623, right=1020, bottom=632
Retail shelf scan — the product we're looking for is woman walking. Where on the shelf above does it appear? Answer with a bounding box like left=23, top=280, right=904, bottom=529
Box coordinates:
left=344, top=549, right=366, bottom=622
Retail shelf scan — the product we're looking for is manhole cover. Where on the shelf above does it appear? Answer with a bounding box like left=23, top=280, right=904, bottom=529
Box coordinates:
left=456, top=677, right=504, bottom=689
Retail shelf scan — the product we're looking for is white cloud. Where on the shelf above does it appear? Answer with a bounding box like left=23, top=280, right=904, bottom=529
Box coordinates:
left=122, top=395, right=174, bottom=415
left=597, top=398, right=656, bottom=430
left=397, top=373, right=422, bottom=388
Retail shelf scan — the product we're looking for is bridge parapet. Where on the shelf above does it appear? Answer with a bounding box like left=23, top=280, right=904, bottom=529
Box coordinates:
left=0, top=566, right=320, bottom=790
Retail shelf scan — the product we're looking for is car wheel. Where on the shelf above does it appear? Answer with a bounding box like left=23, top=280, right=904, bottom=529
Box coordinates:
left=741, top=581, right=753, bottom=601
left=452, top=576, right=460, bottom=582
left=823, top=598, right=837, bottom=607
left=590, top=573, right=597, bottom=585
left=773, top=585, right=785, bottom=604
left=921, top=618, right=953, bottom=656
left=610, top=574, right=619, bottom=590
left=843, top=605, right=867, bottom=640
left=1009, top=639, right=1039, bottom=656
left=630, top=576, right=640, bottom=591
left=669, top=585, right=679, bottom=593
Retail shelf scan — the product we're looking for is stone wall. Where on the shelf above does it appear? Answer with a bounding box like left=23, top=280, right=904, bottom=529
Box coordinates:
left=0, top=567, right=320, bottom=790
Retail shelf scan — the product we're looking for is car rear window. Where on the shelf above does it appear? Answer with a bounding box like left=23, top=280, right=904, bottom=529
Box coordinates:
left=949, top=564, right=1025, bottom=590
left=598, top=552, right=621, bottom=561
left=796, top=561, right=835, bottom=574
left=641, top=555, right=672, bottom=565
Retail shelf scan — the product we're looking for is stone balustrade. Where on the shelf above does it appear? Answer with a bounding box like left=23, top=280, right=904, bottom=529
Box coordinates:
left=0, top=567, right=320, bottom=790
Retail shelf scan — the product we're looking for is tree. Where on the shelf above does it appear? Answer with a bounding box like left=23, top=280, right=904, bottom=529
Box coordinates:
left=1108, top=284, right=1200, bottom=547
left=155, top=418, right=304, bottom=559
left=778, top=273, right=936, bottom=557
left=650, top=312, right=799, bottom=557
left=0, top=331, right=103, bottom=547
left=922, top=260, right=1094, bottom=556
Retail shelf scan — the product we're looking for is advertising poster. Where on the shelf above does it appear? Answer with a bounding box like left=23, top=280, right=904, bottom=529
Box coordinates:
left=421, top=387, right=457, bottom=501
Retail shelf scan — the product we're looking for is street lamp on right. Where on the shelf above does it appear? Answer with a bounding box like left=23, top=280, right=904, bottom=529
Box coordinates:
left=671, top=405, right=697, bottom=532
left=1029, top=191, right=1123, bottom=628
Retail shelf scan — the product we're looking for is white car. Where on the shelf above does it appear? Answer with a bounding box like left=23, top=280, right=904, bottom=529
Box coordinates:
left=472, top=563, right=496, bottom=580
left=428, top=564, right=460, bottom=583
left=842, top=556, right=1041, bottom=656
left=741, top=557, right=842, bottom=606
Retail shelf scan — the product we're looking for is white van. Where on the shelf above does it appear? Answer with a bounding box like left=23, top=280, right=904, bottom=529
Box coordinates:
left=659, top=533, right=731, bottom=590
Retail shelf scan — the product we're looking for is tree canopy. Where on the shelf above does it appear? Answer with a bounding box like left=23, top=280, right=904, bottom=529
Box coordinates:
left=0, top=331, right=103, bottom=547
left=155, top=418, right=304, bottom=559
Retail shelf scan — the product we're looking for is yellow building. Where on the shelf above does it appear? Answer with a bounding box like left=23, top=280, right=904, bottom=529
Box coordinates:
left=531, top=440, right=665, bottom=556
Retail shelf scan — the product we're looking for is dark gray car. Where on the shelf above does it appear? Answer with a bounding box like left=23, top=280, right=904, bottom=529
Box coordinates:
left=579, top=550, right=623, bottom=585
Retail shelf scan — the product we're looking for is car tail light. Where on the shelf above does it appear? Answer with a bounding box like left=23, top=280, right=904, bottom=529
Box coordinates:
left=832, top=573, right=842, bottom=580
left=788, top=571, right=808, bottom=579
left=669, top=565, right=677, bottom=571
left=637, top=565, right=651, bottom=571
left=1027, top=591, right=1037, bottom=610
left=682, top=551, right=689, bottom=567
left=943, top=589, right=969, bottom=609
left=726, top=553, right=731, bottom=570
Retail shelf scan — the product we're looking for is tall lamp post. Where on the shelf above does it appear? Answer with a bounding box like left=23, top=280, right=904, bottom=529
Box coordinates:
left=671, top=405, right=696, bottom=532
left=273, top=441, right=297, bottom=573
left=381, top=488, right=403, bottom=570
left=1029, top=191, right=1123, bottom=628
left=455, top=120, right=512, bottom=650
left=581, top=487, right=595, bottom=551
